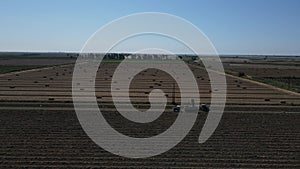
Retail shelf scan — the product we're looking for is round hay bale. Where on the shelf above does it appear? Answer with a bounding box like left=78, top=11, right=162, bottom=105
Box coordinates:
left=280, top=100, right=286, bottom=104
left=48, top=98, right=55, bottom=101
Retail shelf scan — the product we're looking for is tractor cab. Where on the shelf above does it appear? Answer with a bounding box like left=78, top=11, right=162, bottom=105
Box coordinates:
left=199, top=104, right=210, bottom=112
left=173, top=105, right=181, bottom=113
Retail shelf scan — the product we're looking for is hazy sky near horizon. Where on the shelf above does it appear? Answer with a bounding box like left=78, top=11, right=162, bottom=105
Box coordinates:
left=0, top=0, right=299, bottom=55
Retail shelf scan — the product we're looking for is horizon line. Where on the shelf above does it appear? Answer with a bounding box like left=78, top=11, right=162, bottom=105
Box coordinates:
left=0, top=50, right=300, bottom=57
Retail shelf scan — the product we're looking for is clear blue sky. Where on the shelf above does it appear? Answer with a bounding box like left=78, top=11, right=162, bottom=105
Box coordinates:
left=0, top=0, right=299, bottom=55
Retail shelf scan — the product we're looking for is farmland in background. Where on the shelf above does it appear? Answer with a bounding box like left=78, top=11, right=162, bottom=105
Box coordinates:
left=219, top=56, right=300, bottom=93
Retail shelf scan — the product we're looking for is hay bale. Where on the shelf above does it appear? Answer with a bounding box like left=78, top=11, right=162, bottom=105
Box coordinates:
left=280, top=100, right=286, bottom=104
left=48, top=98, right=55, bottom=101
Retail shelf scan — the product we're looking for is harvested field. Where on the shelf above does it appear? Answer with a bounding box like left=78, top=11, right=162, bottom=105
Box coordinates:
left=0, top=57, right=299, bottom=168
left=1, top=61, right=299, bottom=106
